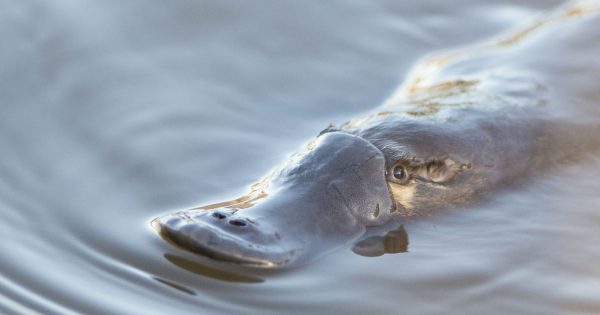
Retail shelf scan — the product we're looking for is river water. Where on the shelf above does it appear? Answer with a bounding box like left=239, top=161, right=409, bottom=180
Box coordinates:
left=2, top=0, right=600, bottom=314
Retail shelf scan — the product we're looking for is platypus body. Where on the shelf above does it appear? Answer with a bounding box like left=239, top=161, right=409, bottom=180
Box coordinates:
left=153, top=1, right=600, bottom=268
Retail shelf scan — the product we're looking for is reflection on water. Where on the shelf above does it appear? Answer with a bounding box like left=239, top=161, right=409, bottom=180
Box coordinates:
left=352, top=224, right=409, bottom=257
left=2, top=0, right=600, bottom=314
left=162, top=254, right=264, bottom=284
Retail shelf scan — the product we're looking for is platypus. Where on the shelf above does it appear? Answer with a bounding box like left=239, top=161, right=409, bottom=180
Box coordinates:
left=152, top=1, right=600, bottom=268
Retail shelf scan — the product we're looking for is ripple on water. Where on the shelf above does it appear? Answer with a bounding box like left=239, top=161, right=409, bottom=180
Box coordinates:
left=1, top=0, right=600, bottom=314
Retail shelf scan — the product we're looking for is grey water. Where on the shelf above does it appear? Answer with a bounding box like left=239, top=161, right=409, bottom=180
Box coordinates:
left=1, top=0, right=600, bottom=314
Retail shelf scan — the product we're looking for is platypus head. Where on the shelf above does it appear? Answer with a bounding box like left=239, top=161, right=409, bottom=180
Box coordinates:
left=152, top=132, right=395, bottom=268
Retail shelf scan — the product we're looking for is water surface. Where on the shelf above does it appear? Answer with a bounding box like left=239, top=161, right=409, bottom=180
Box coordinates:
left=1, top=1, right=599, bottom=314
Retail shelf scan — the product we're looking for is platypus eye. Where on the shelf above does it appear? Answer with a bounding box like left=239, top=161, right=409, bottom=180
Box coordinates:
left=390, top=163, right=410, bottom=184
left=393, top=165, right=406, bottom=180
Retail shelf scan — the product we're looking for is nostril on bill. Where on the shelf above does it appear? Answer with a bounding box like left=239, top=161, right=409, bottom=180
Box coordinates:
left=211, top=212, right=227, bottom=220
left=229, top=219, right=247, bottom=227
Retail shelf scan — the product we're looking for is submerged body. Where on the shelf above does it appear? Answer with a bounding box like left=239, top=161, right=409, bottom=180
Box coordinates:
left=153, top=1, right=600, bottom=268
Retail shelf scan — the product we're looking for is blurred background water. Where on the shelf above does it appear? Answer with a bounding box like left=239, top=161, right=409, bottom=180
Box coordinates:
left=1, top=0, right=599, bottom=314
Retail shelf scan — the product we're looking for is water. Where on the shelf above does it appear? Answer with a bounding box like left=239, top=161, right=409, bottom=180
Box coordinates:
left=1, top=0, right=600, bottom=314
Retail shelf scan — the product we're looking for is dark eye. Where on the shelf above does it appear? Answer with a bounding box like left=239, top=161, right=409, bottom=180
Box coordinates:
left=392, top=165, right=408, bottom=181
